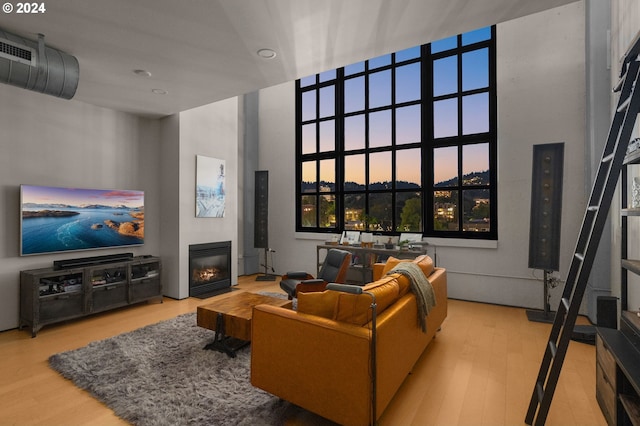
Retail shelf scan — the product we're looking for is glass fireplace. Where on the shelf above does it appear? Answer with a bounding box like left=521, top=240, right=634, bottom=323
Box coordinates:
left=189, top=241, right=231, bottom=298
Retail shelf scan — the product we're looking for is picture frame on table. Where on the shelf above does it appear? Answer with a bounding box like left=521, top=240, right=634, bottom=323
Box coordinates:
left=340, top=231, right=360, bottom=245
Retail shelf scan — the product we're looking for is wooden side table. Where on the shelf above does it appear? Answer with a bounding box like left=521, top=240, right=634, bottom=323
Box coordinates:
left=197, top=291, right=292, bottom=357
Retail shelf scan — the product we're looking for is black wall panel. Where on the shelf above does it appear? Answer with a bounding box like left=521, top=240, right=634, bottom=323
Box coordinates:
left=528, top=143, right=564, bottom=271
left=254, top=170, right=269, bottom=249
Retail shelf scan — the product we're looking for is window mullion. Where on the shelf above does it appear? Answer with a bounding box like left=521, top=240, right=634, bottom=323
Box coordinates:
left=336, top=68, right=345, bottom=231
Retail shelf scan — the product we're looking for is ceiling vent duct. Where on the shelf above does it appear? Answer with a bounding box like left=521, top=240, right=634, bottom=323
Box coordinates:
left=0, top=29, right=78, bottom=99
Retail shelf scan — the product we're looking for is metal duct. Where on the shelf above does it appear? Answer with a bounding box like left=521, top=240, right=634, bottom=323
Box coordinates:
left=0, top=29, right=78, bottom=99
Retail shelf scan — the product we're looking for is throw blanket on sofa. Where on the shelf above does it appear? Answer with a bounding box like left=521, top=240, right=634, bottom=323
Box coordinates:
left=387, top=262, right=436, bottom=333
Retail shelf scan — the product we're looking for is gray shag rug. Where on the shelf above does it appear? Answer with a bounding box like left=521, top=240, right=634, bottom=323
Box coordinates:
left=48, top=312, right=289, bottom=426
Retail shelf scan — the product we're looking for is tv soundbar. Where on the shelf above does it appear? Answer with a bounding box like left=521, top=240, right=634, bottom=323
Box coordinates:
left=53, top=253, right=134, bottom=270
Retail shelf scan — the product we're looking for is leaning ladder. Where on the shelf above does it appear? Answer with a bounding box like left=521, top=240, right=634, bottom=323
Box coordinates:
left=525, top=35, right=640, bottom=426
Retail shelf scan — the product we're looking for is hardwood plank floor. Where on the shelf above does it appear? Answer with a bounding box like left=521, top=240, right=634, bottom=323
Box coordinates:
left=0, top=275, right=606, bottom=426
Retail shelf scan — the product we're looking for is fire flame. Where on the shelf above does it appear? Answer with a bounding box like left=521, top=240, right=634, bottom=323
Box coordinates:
left=193, top=267, right=222, bottom=284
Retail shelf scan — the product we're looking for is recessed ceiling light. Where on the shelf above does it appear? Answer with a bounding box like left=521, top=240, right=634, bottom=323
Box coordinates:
left=133, top=69, right=152, bottom=77
left=152, top=88, right=168, bottom=95
left=257, top=48, right=277, bottom=59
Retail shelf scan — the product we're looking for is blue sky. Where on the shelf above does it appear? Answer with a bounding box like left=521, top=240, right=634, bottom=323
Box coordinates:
left=301, top=27, right=492, bottom=186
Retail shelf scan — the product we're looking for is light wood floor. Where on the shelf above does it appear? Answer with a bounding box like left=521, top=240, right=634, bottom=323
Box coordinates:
left=0, top=275, right=606, bottom=426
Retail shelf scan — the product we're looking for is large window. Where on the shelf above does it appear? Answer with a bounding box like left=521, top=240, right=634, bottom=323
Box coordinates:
left=296, top=26, right=496, bottom=239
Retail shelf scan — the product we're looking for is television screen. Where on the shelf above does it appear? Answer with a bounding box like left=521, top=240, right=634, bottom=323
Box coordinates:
left=20, top=185, right=144, bottom=256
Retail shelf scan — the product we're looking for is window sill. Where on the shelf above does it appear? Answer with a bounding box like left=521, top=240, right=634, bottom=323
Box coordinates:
left=423, top=237, right=497, bottom=249
left=295, top=232, right=498, bottom=249
left=295, top=232, right=340, bottom=241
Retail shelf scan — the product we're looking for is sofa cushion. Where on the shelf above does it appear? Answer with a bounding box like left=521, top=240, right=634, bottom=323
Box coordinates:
left=388, top=273, right=411, bottom=297
left=333, top=276, right=400, bottom=325
left=296, top=290, right=340, bottom=319
left=382, top=255, right=434, bottom=278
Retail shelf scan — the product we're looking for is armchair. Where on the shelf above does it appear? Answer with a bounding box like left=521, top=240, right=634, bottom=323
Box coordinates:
left=279, top=248, right=352, bottom=299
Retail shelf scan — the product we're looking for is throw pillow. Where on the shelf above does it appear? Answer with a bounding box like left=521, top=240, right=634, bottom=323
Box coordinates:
left=381, top=256, right=409, bottom=276
left=413, top=254, right=435, bottom=277
left=381, top=255, right=434, bottom=280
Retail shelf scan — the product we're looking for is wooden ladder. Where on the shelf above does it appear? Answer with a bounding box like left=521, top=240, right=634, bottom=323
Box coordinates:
left=525, top=34, right=640, bottom=426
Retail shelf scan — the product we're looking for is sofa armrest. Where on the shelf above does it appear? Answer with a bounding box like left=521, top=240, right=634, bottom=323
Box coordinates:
left=296, top=278, right=327, bottom=294
left=284, top=271, right=313, bottom=280
left=372, top=262, right=386, bottom=280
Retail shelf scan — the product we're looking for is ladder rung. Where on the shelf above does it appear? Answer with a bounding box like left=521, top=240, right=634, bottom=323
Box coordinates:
left=587, top=205, right=599, bottom=211
left=575, top=253, right=585, bottom=261
left=618, top=96, right=631, bottom=112
left=602, top=153, right=615, bottom=163
left=614, top=77, right=624, bottom=92
left=561, top=297, right=570, bottom=311
left=548, top=341, right=557, bottom=358
left=536, top=382, right=544, bottom=403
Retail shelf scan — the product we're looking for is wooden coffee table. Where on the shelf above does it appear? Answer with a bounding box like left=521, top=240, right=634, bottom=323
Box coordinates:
left=197, top=291, right=292, bottom=357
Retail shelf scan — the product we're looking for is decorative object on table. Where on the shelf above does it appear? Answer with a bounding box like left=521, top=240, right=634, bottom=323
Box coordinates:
left=340, top=230, right=360, bottom=245
left=633, top=177, right=640, bottom=208
left=398, top=233, right=423, bottom=249
left=48, top=313, right=289, bottom=425
left=196, top=155, right=226, bottom=218
left=325, top=234, right=340, bottom=245
left=360, top=232, right=374, bottom=248
left=384, top=237, right=394, bottom=249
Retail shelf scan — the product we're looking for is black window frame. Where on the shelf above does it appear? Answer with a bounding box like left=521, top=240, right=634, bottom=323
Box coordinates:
left=295, top=26, right=497, bottom=240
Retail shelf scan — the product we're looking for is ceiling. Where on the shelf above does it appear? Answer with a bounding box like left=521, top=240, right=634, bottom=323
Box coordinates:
left=0, top=0, right=578, bottom=118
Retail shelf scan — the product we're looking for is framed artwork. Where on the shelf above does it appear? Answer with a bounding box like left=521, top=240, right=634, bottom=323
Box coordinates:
left=399, top=233, right=423, bottom=243
left=340, top=231, right=360, bottom=245
left=196, top=155, right=225, bottom=218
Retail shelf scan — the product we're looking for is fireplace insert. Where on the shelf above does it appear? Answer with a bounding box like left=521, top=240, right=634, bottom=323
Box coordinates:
left=189, top=241, right=231, bottom=298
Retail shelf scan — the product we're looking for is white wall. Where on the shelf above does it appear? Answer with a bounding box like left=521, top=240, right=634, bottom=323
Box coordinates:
left=258, top=2, right=587, bottom=310
left=160, top=98, right=239, bottom=299
left=0, top=68, right=240, bottom=330
left=494, top=1, right=586, bottom=309
left=0, top=83, right=161, bottom=331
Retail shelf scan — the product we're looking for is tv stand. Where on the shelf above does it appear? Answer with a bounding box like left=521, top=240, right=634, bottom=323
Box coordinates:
left=20, top=255, right=162, bottom=337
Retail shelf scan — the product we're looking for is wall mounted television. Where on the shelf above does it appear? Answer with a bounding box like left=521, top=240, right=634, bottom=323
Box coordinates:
left=20, top=185, right=144, bottom=256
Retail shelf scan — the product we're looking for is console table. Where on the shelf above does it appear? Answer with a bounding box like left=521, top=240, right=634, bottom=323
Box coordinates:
left=316, top=244, right=427, bottom=285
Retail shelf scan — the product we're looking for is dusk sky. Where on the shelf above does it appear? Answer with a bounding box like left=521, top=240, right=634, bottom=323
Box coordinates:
left=301, top=27, right=491, bottom=186
left=22, top=185, right=144, bottom=208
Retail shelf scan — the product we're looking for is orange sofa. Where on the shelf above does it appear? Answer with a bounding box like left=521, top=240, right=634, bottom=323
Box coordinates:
left=251, top=255, right=447, bottom=426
